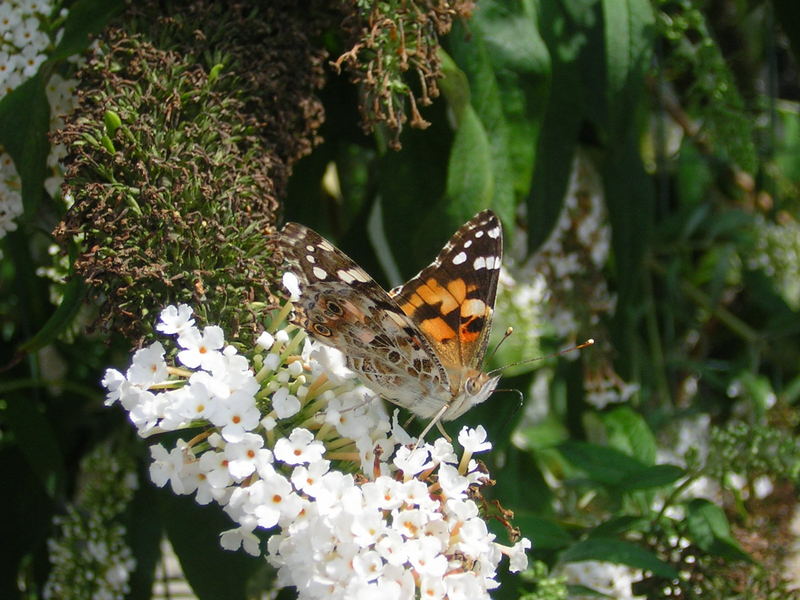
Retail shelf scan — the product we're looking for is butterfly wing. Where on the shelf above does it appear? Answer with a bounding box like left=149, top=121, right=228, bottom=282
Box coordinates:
left=389, top=210, right=503, bottom=374
left=276, top=222, right=453, bottom=418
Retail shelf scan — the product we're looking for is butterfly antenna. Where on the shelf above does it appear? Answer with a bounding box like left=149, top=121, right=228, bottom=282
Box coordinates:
left=487, top=327, right=515, bottom=362
left=488, top=338, right=595, bottom=376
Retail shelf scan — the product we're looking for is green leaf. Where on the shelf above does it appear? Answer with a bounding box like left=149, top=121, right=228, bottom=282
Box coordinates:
left=17, top=277, right=86, bottom=354
left=601, top=406, right=656, bottom=465
left=2, top=393, right=64, bottom=498
left=467, top=0, right=551, bottom=202
left=378, top=102, right=452, bottom=278
left=127, top=473, right=164, bottom=600
left=161, top=491, right=263, bottom=600
left=445, top=104, right=494, bottom=218
left=603, top=142, right=654, bottom=363
left=685, top=498, right=752, bottom=562
left=527, top=0, right=589, bottom=251
left=439, top=52, right=495, bottom=224
left=491, top=446, right=554, bottom=514
left=0, top=73, right=51, bottom=214
left=518, top=415, right=570, bottom=450
left=589, top=515, right=649, bottom=538
left=50, top=0, right=124, bottom=61
left=566, top=583, right=612, bottom=598
left=601, top=0, right=655, bottom=140
left=515, top=514, right=572, bottom=550
left=561, top=537, right=678, bottom=578
left=557, top=440, right=646, bottom=486
left=618, top=463, right=684, bottom=491
left=770, top=1, right=800, bottom=75
left=0, top=446, right=55, bottom=598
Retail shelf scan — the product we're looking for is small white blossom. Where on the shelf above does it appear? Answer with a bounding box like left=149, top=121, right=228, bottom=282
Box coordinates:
left=458, top=425, right=492, bottom=454
left=274, top=428, right=325, bottom=465
left=177, top=325, right=225, bottom=370
left=156, top=303, right=195, bottom=334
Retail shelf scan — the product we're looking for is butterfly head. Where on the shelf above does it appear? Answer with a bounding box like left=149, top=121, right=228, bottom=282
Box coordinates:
left=444, top=368, right=501, bottom=421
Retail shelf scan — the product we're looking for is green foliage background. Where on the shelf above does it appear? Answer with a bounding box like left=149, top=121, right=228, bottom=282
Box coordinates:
left=2, top=0, right=800, bottom=598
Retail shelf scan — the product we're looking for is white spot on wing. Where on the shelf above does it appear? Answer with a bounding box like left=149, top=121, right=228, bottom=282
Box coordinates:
left=463, top=240, right=472, bottom=248
left=452, top=251, right=467, bottom=265
left=474, top=256, right=486, bottom=270
left=475, top=230, right=484, bottom=238
left=306, top=255, right=316, bottom=264
left=350, top=268, right=370, bottom=282
left=487, top=227, right=501, bottom=239
left=306, top=245, right=315, bottom=252
left=337, top=269, right=355, bottom=284
left=337, top=268, right=371, bottom=284
left=312, top=266, right=328, bottom=280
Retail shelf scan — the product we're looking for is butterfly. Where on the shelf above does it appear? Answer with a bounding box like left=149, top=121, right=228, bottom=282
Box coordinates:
left=276, top=210, right=503, bottom=441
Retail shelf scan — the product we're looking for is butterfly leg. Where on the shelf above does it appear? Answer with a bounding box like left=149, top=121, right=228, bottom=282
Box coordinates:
left=413, top=403, right=451, bottom=448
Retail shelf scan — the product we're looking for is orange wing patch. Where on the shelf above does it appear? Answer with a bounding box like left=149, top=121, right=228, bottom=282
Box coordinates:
left=458, top=298, right=488, bottom=344
left=399, top=277, right=476, bottom=317
left=420, top=316, right=457, bottom=344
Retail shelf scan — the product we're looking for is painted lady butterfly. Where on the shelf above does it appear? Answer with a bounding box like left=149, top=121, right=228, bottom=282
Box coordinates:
left=276, top=210, right=503, bottom=440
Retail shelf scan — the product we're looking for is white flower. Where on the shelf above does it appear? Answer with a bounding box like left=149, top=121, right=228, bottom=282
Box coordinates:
left=106, top=304, right=523, bottom=599
left=220, top=515, right=260, bottom=556
left=210, top=390, right=261, bottom=443
left=176, top=325, right=225, bottom=370
left=272, top=387, right=301, bottom=419
left=508, top=538, right=531, bottom=572
left=290, top=459, right=331, bottom=496
left=282, top=271, right=301, bottom=300
left=249, top=472, right=302, bottom=528
left=156, top=304, right=195, bottom=334
left=101, top=368, right=126, bottom=406
left=362, top=477, right=403, bottom=511
left=458, top=425, right=492, bottom=454
left=256, top=331, right=275, bottom=350
left=392, top=446, right=433, bottom=477
left=273, top=428, right=325, bottom=465
left=149, top=443, right=198, bottom=495
left=224, top=433, right=271, bottom=479
left=126, top=342, right=168, bottom=386
left=198, top=449, right=234, bottom=489
left=438, top=464, right=469, bottom=499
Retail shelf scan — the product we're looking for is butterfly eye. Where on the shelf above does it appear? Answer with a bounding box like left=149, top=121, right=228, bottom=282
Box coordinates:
left=312, top=323, right=332, bottom=337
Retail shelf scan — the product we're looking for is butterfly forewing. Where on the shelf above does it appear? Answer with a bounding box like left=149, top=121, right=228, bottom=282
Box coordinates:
left=389, top=210, right=503, bottom=373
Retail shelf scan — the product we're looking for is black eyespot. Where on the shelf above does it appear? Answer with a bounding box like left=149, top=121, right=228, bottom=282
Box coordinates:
left=312, top=323, right=332, bottom=337
left=326, top=301, right=343, bottom=315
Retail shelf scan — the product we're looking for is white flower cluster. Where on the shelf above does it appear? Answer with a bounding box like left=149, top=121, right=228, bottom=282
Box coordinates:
left=0, top=150, right=22, bottom=238
left=747, top=214, right=800, bottom=311
left=103, top=304, right=530, bottom=599
left=44, top=446, right=137, bottom=600
left=508, top=148, right=612, bottom=339
left=44, top=72, right=79, bottom=197
left=0, top=1, right=79, bottom=239
left=0, top=0, right=60, bottom=96
left=503, top=149, right=638, bottom=409
left=560, top=560, right=644, bottom=600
